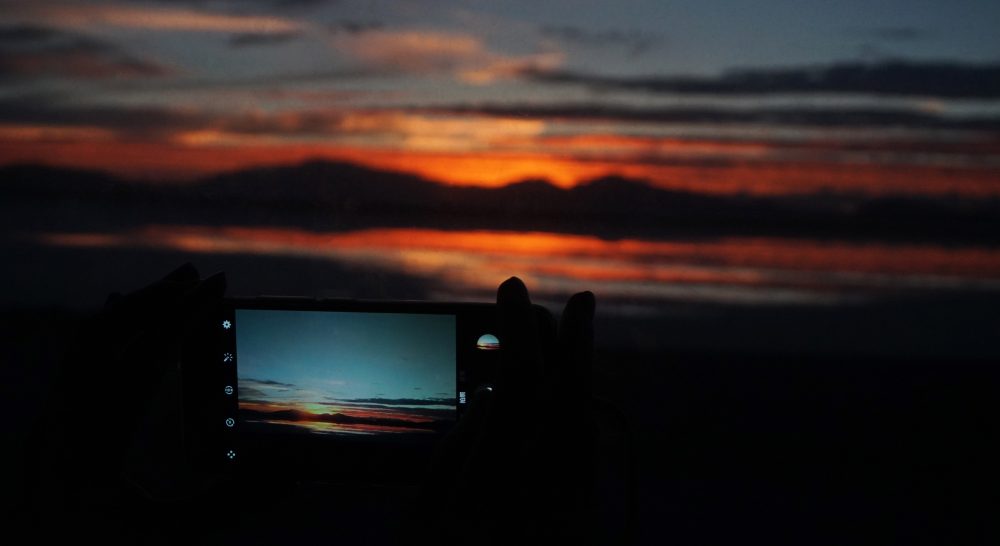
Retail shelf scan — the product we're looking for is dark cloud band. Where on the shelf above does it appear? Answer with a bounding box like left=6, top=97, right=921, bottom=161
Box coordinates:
left=0, top=24, right=172, bottom=81
left=523, top=61, right=1000, bottom=99
left=229, top=30, right=302, bottom=47
left=539, top=24, right=658, bottom=56
left=423, top=102, right=1000, bottom=131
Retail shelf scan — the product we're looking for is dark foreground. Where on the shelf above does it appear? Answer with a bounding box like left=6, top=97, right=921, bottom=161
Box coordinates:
left=4, top=294, right=999, bottom=544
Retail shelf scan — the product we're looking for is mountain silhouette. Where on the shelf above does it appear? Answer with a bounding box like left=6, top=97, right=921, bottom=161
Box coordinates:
left=2, top=159, right=999, bottom=244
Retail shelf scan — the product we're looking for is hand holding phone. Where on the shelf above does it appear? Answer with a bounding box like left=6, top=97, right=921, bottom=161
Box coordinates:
left=45, top=266, right=594, bottom=544
left=422, top=277, right=596, bottom=543
left=37, top=263, right=226, bottom=542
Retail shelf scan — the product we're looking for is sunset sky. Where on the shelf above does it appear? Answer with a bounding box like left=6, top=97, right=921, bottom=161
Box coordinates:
left=235, top=308, right=456, bottom=435
left=1, top=0, right=998, bottom=196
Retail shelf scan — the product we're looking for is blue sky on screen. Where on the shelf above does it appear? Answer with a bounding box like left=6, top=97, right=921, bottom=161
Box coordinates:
left=235, top=309, right=455, bottom=404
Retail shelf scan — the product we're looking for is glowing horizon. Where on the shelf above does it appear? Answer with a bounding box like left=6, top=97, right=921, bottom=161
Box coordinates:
left=234, top=308, right=457, bottom=437
left=0, top=2, right=997, bottom=197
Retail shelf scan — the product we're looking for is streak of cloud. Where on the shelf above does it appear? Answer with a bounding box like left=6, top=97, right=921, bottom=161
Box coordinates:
left=423, top=102, right=1000, bottom=131
left=539, top=24, right=659, bottom=56
left=229, top=30, right=302, bottom=47
left=5, top=3, right=302, bottom=34
left=329, top=27, right=563, bottom=83
left=0, top=23, right=173, bottom=80
left=522, top=61, right=1000, bottom=99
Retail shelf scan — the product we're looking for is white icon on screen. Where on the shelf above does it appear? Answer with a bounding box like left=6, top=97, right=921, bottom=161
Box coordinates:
left=223, top=352, right=233, bottom=363
left=459, top=391, right=466, bottom=404
left=222, top=320, right=231, bottom=330
left=225, top=417, right=235, bottom=427
left=226, top=450, right=236, bottom=460
left=224, top=385, right=234, bottom=395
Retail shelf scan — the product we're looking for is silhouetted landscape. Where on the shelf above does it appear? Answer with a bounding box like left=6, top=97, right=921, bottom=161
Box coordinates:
left=3, top=159, right=1000, bottom=356
left=4, top=161, right=1000, bottom=244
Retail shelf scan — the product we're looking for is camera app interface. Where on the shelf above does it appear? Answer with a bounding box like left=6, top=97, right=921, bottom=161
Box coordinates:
left=235, top=309, right=457, bottom=438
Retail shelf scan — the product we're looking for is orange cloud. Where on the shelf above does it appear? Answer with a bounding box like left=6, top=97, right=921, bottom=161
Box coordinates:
left=329, top=112, right=546, bottom=152
left=18, top=4, right=300, bottom=33
left=528, top=133, right=773, bottom=157
left=458, top=51, right=564, bottom=84
left=0, top=124, right=117, bottom=142
left=334, top=30, right=482, bottom=72
left=331, top=28, right=563, bottom=83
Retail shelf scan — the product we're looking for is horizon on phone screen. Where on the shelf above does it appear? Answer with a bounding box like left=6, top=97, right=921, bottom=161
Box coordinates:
left=234, top=309, right=458, bottom=439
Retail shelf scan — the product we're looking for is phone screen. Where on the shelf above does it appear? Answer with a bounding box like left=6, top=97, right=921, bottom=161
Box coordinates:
left=204, top=299, right=498, bottom=480
left=234, top=309, right=458, bottom=438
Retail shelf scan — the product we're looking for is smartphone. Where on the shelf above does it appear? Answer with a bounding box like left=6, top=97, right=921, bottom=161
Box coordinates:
left=183, top=297, right=501, bottom=483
